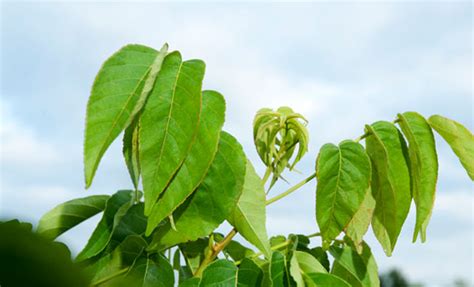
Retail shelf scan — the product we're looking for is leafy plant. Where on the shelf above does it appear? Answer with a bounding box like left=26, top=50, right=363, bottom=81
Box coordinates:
left=5, top=43, right=472, bottom=287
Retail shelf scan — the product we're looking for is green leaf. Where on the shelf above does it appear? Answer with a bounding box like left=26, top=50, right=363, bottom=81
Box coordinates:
left=76, top=190, right=134, bottom=262
left=179, top=238, right=209, bottom=274
left=309, top=247, right=330, bottom=272
left=123, top=117, right=141, bottom=189
left=428, top=114, right=474, bottom=180
left=306, top=273, right=351, bottom=287
left=37, top=195, right=109, bottom=240
left=224, top=240, right=255, bottom=262
left=109, top=203, right=147, bottom=247
left=126, top=254, right=174, bottom=287
left=365, top=121, right=411, bottom=256
left=344, top=189, right=376, bottom=253
left=227, top=160, right=271, bottom=258
left=270, top=251, right=291, bottom=287
left=200, top=259, right=237, bottom=286
left=315, top=140, right=372, bottom=244
left=397, top=112, right=439, bottom=242
left=140, top=52, right=206, bottom=215
left=289, top=251, right=327, bottom=287
left=238, top=258, right=263, bottom=287
left=84, top=44, right=167, bottom=188
left=148, top=132, right=246, bottom=250
left=180, top=278, right=201, bottom=287
left=146, top=90, right=226, bottom=235
left=329, top=242, right=380, bottom=287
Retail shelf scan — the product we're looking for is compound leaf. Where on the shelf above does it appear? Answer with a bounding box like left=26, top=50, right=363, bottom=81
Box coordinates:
left=37, top=195, right=109, bottom=240
left=140, top=52, right=205, bottom=215
left=227, top=160, right=271, bottom=258
left=365, top=121, right=411, bottom=256
left=146, top=90, right=226, bottom=235
left=397, top=112, right=438, bottom=242
left=428, top=114, right=474, bottom=180
left=315, top=140, right=371, bottom=244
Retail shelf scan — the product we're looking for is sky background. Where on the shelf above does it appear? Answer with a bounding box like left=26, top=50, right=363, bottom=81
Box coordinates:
left=0, top=1, right=472, bottom=286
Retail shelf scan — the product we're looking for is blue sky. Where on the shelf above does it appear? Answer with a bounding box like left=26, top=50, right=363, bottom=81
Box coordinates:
left=1, top=2, right=472, bottom=285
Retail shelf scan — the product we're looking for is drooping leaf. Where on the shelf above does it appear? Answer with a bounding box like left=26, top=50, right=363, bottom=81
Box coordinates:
left=270, top=251, right=290, bottom=287
left=84, top=44, right=167, bottom=188
left=329, top=242, right=380, bottom=287
left=306, top=273, right=351, bottom=287
left=37, top=195, right=109, bottom=240
left=428, top=114, right=474, bottom=180
left=123, top=117, right=141, bottom=189
left=365, top=121, right=411, bottom=256
left=228, top=160, right=271, bottom=258
left=148, top=132, right=246, bottom=250
left=344, top=189, right=376, bottom=253
left=289, top=251, right=327, bottom=287
left=397, top=112, right=438, bottom=242
left=238, top=258, right=263, bottom=287
left=146, top=90, right=226, bottom=235
left=200, top=260, right=237, bottom=286
left=315, top=140, right=372, bottom=244
left=140, top=52, right=205, bottom=215
left=125, top=254, right=174, bottom=287
left=76, top=190, right=134, bottom=262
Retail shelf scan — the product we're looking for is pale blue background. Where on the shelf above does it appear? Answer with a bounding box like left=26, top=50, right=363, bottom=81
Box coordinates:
left=1, top=2, right=472, bottom=286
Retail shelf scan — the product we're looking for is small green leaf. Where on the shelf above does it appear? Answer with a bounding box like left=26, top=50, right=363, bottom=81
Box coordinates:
left=224, top=240, right=255, bottom=262
left=228, top=160, right=271, bottom=258
left=329, top=242, right=380, bottom=287
left=140, top=52, right=205, bottom=216
left=84, top=44, right=167, bottom=188
left=309, top=247, right=330, bottom=271
left=146, top=90, right=226, bottom=235
left=315, top=140, right=372, bottom=244
left=76, top=190, right=134, bottom=262
left=238, top=258, right=263, bottom=287
left=126, top=254, right=174, bottom=287
left=428, top=114, right=474, bottom=180
left=148, top=132, right=246, bottom=250
left=200, top=259, right=237, bottom=286
left=289, top=251, right=327, bottom=287
left=365, top=121, right=411, bottom=256
left=179, top=238, right=209, bottom=274
left=37, top=195, right=109, bottom=240
left=123, top=117, right=141, bottom=189
left=270, top=251, right=291, bottom=287
left=306, top=273, right=351, bottom=287
left=344, top=189, right=376, bottom=253
left=397, top=112, right=438, bottom=242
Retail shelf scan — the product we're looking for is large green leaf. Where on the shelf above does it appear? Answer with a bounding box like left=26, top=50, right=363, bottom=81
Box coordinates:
left=428, top=115, right=474, bottom=180
left=148, top=132, right=246, bottom=250
left=125, top=255, right=174, bottom=287
left=289, top=251, right=327, bottom=287
left=329, top=242, right=380, bottom=287
left=238, top=258, right=263, bottom=287
left=37, top=195, right=109, bottom=240
left=306, top=273, right=351, bottom=287
left=200, top=260, right=237, bottom=286
left=397, top=112, right=438, bottom=242
left=140, top=52, right=205, bottom=215
left=227, top=160, right=271, bottom=258
left=344, top=189, right=375, bottom=253
left=315, top=140, right=372, bottom=244
left=365, top=121, right=411, bottom=256
left=76, top=190, right=134, bottom=261
left=146, top=90, right=226, bottom=235
left=84, top=44, right=167, bottom=188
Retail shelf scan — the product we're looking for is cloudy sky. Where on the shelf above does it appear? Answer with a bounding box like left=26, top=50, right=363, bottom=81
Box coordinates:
left=1, top=1, right=472, bottom=285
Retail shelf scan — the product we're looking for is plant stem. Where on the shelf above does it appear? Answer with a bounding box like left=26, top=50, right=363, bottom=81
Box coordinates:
left=194, top=228, right=237, bottom=277
left=266, top=172, right=316, bottom=205
left=355, top=132, right=370, bottom=143
left=262, top=166, right=272, bottom=185
left=306, top=232, right=321, bottom=238
left=90, top=268, right=129, bottom=286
